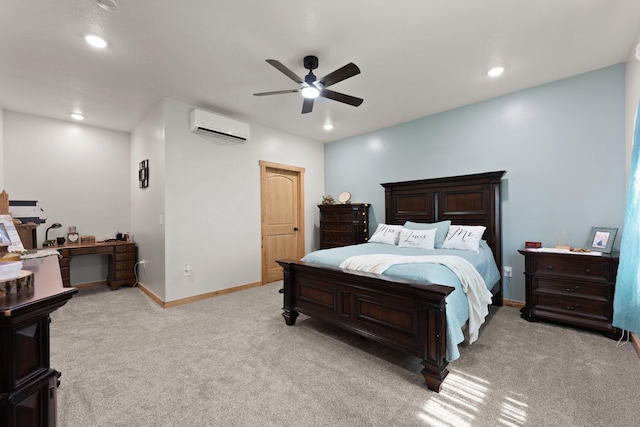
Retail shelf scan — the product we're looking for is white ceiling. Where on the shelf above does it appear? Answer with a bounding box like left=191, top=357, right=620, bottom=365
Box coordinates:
left=1, top=1, right=639, bottom=143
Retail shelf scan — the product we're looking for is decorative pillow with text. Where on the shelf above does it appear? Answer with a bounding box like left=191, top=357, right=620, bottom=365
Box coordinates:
left=369, top=224, right=402, bottom=245
left=403, top=220, right=451, bottom=248
left=441, top=225, right=486, bottom=253
left=398, top=227, right=436, bottom=249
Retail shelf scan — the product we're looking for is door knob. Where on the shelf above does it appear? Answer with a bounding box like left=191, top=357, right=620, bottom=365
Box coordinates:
left=293, top=227, right=299, bottom=231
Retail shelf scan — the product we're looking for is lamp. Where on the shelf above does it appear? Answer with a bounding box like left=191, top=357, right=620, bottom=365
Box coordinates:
left=44, top=223, right=62, bottom=246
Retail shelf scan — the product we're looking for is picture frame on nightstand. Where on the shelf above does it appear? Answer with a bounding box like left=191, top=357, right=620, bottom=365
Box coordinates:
left=586, top=227, right=617, bottom=253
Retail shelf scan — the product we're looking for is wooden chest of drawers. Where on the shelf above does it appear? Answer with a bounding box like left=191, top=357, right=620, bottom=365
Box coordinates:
left=519, top=249, right=619, bottom=338
left=318, top=203, right=370, bottom=249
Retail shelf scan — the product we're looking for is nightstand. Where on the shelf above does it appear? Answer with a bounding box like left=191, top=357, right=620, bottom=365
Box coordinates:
left=519, top=249, right=620, bottom=338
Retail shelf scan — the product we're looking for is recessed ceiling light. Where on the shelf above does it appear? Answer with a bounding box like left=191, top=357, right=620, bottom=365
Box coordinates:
left=323, top=123, right=333, bottom=131
left=85, top=35, right=108, bottom=48
left=97, top=0, right=119, bottom=11
left=487, top=67, right=504, bottom=77
left=70, top=113, right=85, bottom=121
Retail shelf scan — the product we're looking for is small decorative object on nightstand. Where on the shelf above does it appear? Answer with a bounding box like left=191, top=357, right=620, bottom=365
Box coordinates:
left=318, top=203, right=369, bottom=249
left=519, top=249, right=620, bottom=339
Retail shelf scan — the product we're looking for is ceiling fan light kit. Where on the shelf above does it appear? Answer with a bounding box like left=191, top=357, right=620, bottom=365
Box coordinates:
left=254, top=55, right=363, bottom=114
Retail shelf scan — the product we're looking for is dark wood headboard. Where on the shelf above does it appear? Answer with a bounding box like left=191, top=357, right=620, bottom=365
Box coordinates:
left=381, top=171, right=506, bottom=302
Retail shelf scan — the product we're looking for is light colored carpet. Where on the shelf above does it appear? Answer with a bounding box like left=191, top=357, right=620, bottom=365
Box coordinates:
left=50, top=282, right=639, bottom=427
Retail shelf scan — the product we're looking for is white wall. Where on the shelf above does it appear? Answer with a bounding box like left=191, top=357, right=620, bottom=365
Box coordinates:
left=127, top=99, right=325, bottom=303
left=2, top=110, right=131, bottom=284
left=130, top=101, right=167, bottom=301
left=159, top=99, right=324, bottom=302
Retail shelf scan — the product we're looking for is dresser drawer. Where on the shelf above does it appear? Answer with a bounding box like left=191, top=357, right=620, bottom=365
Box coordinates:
left=321, top=233, right=357, bottom=247
left=533, top=277, right=609, bottom=299
left=531, top=256, right=610, bottom=282
left=321, top=222, right=353, bottom=232
left=320, top=210, right=362, bottom=222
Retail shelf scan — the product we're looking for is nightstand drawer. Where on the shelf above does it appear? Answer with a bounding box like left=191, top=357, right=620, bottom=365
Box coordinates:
left=534, top=292, right=610, bottom=320
left=534, top=278, right=609, bottom=299
left=532, top=257, right=610, bottom=281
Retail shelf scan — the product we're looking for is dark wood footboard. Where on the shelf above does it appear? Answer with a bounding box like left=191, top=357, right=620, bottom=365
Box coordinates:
left=278, top=259, right=454, bottom=392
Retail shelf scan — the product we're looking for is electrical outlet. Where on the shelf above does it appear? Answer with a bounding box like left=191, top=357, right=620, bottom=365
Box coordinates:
left=140, top=259, right=147, bottom=270
left=184, top=264, right=191, bottom=276
left=503, top=266, right=512, bottom=277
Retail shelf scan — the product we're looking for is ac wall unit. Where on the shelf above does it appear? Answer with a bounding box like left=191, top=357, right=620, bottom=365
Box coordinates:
left=190, top=109, right=250, bottom=143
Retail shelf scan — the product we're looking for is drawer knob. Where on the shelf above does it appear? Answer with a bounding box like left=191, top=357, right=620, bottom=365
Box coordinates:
left=557, top=283, right=580, bottom=293
left=547, top=265, right=553, bottom=270
left=585, top=269, right=591, bottom=274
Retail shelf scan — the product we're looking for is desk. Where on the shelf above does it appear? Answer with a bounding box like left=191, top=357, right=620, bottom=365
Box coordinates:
left=56, top=241, right=137, bottom=290
left=0, top=268, right=77, bottom=426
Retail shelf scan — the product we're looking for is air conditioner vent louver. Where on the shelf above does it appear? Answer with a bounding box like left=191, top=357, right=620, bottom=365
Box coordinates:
left=190, top=109, right=250, bottom=143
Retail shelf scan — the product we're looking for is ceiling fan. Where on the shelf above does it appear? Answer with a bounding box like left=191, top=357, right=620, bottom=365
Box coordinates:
left=253, top=55, right=363, bottom=114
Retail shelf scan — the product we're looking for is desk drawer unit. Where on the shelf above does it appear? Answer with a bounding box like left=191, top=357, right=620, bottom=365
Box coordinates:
left=55, top=242, right=137, bottom=290
left=519, top=249, right=619, bottom=338
left=109, top=243, right=136, bottom=289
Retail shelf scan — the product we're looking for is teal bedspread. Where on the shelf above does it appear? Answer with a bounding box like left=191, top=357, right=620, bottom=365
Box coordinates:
left=301, top=241, right=500, bottom=361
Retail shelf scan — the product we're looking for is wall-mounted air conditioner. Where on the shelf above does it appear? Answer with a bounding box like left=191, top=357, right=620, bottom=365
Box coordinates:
left=190, top=109, right=250, bottom=143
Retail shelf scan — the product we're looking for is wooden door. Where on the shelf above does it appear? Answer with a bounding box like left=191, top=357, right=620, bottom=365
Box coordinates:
left=260, top=161, right=305, bottom=284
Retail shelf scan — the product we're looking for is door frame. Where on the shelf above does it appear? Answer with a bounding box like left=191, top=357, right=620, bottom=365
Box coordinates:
left=259, top=160, right=305, bottom=285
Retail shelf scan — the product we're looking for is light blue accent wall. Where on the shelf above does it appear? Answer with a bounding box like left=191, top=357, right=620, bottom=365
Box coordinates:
left=324, top=64, right=626, bottom=302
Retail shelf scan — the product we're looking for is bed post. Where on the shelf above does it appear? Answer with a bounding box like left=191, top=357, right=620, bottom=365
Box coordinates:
left=420, top=300, right=449, bottom=392
left=278, top=261, right=299, bottom=326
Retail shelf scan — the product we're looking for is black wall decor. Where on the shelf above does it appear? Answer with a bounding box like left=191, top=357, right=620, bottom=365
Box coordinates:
left=139, top=159, right=149, bottom=188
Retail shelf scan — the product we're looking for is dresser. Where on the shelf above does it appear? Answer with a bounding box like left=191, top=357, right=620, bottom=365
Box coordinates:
left=0, top=276, right=76, bottom=426
left=519, top=249, right=619, bottom=338
left=57, top=241, right=136, bottom=290
left=318, top=203, right=370, bottom=249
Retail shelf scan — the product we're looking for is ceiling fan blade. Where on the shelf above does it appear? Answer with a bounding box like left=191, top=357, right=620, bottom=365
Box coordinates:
left=266, top=59, right=304, bottom=84
left=302, top=97, right=314, bottom=114
left=317, top=63, right=360, bottom=88
left=320, top=89, right=364, bottom=107
left=253, top=89, right=300, bottom=96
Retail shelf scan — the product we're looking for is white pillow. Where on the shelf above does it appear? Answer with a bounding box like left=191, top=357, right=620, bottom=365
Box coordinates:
left=369, top=224, right=402, bottom=245
left=441, top=225, right=486, bottom=253
left=398, top=227, right=436, bottom=249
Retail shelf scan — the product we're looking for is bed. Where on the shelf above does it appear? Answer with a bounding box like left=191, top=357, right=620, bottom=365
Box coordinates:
left=277, top=170, right=505, bottom=392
